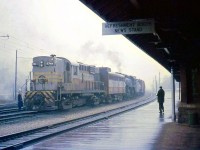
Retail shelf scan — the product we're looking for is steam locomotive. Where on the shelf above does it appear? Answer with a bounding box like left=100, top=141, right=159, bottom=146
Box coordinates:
left=24, top=54, right=145, bottom=111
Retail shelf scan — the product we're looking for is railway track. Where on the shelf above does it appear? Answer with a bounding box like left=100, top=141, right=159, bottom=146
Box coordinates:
left=0, top=108, right=19, bottom=114
left=0, top=95, right=156, bottom=150
left=0, top=102, right=19, bottom=115
left=0, top=103, right=38, bottom=123
left=0, top=102, right=17, bottom=109
left=0, top=111, right=37, bottom=123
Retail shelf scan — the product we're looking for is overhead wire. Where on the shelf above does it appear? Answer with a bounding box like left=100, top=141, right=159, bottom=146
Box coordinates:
left=9, top=35, right=52, bottom=55
left=0, top=33, right=52, bottom=56
left=0, top=40, right=50, bottom=57
left=0, top=33, right=53, bottom=91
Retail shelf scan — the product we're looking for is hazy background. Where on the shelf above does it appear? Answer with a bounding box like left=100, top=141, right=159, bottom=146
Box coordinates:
left=0, top=0, right=172, bottom=101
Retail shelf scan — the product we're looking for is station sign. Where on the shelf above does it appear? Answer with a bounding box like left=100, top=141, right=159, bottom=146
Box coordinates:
left=102, top=19, right=155, bottom=35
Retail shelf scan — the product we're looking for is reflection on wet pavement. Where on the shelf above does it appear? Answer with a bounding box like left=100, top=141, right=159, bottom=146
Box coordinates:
left=23, top=91, right=178, bottom=150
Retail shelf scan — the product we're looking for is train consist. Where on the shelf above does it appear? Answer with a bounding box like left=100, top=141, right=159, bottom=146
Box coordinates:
left=24, top=55, right=145, bottom=111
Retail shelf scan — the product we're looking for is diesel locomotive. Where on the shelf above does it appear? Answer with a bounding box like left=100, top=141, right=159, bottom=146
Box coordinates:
left=24, top=54, right=145, bottom=111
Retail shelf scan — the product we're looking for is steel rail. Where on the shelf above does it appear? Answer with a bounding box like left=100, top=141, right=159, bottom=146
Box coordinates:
left=0, top=95, right=156, bottom=150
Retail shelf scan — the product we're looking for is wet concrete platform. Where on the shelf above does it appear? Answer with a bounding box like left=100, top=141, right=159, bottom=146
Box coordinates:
left=23, top=91, right=200, bottom=150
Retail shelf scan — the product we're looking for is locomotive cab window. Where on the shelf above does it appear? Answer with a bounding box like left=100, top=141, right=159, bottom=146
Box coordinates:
left=32, top=62, right=38, bottom=66
left=73, top=66, right=78, bottom=75
left=66, top=62, right=70, bottom=71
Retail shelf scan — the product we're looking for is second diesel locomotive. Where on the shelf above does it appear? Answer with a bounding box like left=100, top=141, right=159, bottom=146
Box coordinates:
left=24, top=55, right=145, bottom=111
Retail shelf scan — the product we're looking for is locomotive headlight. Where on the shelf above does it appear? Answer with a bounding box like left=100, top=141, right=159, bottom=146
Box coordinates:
left=40, top=61, right=44, bottom=67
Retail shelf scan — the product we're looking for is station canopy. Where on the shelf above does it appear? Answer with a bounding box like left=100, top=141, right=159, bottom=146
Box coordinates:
left=80, top=0, right=200, bottom=81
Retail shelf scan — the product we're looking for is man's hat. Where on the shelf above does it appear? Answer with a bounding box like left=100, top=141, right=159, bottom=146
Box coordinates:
left=18, top=89, right=22, bottom=93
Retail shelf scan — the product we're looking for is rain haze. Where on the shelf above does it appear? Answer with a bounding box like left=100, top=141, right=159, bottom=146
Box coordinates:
left=0, top=0, right=170, bottom=100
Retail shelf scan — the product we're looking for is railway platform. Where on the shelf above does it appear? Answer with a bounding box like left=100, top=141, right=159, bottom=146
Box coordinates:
left=22, top=90, right=200, bottom=150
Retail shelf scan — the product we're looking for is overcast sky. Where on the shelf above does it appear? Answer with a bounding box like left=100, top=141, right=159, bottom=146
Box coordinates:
left=0, top=0, right=170, bottom=93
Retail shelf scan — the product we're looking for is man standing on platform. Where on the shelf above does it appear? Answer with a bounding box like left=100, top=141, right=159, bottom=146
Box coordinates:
left=18, top=89, right=23, bottom=111
left=157, top=86, right=165, bottom=113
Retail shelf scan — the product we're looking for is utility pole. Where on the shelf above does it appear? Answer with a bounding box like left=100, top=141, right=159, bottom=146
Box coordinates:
left=15, top=50, right=18, bottom=100
left=155, top=75, right=157, bottom=93
left=30, top=71, right=31, bottom=81
left=152, top=78, right=155, bottom=93
left=159, top=72, right=160, bottom=87
left=25, top=79, right=28, bottom=92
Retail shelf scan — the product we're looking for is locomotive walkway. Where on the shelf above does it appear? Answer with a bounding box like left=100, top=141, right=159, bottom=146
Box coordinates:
left=22, top=90, right=200, bottom=150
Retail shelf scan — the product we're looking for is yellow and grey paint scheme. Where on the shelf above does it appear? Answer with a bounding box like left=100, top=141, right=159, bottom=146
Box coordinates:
left=33, top=72, right=63, bottom=83
left=31, top=72, right=64, bottom=92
